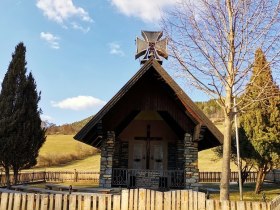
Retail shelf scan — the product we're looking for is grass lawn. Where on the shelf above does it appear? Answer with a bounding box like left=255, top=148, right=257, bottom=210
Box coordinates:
left=32, top=155, right=100, bottom=171
left=39, top=135, right=94, bottom=156
left=201, top=182, right=280, bottom=201
left=198, top=148, right=238, bottom=171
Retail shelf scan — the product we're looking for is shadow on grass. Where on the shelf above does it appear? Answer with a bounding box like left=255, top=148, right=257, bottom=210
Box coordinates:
left=200, top=182, right=280, bottom=201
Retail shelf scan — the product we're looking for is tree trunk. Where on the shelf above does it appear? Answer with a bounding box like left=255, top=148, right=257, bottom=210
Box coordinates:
left=13, top=168, right=19, bottom=185
left=220, top=0, right=235, bottom=201
left=255, top=165, right=267, bottom=194
left=241, top=165, right=251, bottom=186
left=220, top=113, right=233, bottom=200
left=4, top=166, right=10, bottom=188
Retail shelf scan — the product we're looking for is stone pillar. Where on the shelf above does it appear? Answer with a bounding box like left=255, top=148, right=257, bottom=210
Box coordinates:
left=184, top=133, right=200, bottom=189
left=99, top=131, right=115, bottom=188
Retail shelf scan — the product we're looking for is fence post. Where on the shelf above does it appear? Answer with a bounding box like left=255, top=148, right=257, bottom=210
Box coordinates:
left=74, top=169, right=78, bottom=182
left=0, top=169, right=2, bottom=186
left=44, top=170, right=46, bottom=182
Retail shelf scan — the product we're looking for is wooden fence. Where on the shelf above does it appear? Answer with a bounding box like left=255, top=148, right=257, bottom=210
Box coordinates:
left=1, top=170, right=279, bottom=187
left=45, top=171, right=99, bottom=183
left=0, top=189, right=279, bottom=210
left=0, top=171, right=100, bottom=187
left=198, top=170, right=280, bottom=183
left=198, top=171, right=258, bottom=183
left=265, top=170, right=280, bottom=183
left=271, top=195, right=280, bottom=210
left=0, top=171, right=46, bottom=187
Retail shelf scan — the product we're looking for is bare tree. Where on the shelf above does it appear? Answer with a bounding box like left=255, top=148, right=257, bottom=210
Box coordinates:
left=162, top=0, right=280, bottom=200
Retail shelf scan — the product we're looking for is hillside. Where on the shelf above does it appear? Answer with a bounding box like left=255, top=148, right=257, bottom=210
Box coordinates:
left=36, top=135, right=99, bottom=168
left=45, top=115, right=93, bottom=135
left=195, top=99, right=224, bottom=123
left=45, top=99, right=224, bottom=135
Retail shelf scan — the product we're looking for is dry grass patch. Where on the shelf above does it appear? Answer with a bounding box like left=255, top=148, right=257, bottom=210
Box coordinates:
left=36, top=135, right=99, bottom=168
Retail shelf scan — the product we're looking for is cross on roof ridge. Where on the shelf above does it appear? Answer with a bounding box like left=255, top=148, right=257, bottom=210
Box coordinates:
left=135, top=31, right=168, bottom=65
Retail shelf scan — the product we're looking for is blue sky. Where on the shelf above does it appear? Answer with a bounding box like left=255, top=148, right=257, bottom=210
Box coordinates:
left=0, top=0, right=209, bottom=125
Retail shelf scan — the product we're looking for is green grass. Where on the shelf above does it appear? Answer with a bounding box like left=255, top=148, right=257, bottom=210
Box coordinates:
left=197, top=121, right=240, bottom=171
left=39, top=135, right=93, bottom=156
left=33, top=155, right=100, bottom=171
left=201, top=182, right=280, bottom=201
left=24, top=135, right=100, bottom=171
left=198, top=148, right=238, bottom=171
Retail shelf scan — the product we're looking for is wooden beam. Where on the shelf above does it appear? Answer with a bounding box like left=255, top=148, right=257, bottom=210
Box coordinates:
left=193, top=123, right=202, bottom=142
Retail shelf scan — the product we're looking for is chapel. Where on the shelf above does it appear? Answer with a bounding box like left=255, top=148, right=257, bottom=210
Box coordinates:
left=74, top=31, right=223, bottom=189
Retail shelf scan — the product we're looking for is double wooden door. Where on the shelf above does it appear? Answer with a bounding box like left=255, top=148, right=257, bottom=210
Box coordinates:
left=130, top=140, right=165, bottom=170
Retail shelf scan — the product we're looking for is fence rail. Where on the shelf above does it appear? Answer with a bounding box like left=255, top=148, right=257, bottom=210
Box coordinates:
left=0, top=171, right=100, bottom=187
left=1, top=170, right=279, bottom=187
left=198, top=171, right=259, bottom=182
left=0, top=189, right=279, bottom=210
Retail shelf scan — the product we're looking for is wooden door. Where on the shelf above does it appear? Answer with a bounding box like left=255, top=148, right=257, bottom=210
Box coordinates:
left=150, top=142, right=164, bottom=170
left=131, top=141, right=146, bottom=169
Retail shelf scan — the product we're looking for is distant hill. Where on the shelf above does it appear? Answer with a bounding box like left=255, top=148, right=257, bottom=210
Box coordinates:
left=45, top=116, right=93, bottom=135
left=195, top=99, right=224, bottom=123
left=45, top=99, right=224, bottom=135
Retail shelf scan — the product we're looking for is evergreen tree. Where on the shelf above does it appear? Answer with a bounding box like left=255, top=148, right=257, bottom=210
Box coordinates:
left=240, top=49, right=280, bottom=194
left=10, top=73, right=46, bottom=184
left=0, top=43, right=27, bottom=187
left=0, top=43, right=46, bottom=186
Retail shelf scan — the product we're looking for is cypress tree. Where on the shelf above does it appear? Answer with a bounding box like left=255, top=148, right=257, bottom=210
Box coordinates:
left=0, top=43, right=27, bottom=187
left=240, top=49, right=280, bottom=194
left=0, top=43, right=46, bottom=186
left=10, top=72, right=46, bottom=184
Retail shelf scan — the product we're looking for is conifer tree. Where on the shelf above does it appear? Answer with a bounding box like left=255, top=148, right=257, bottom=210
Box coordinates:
left=10, top=73, right=46, bottom=184
left=0, top=43, right=46, bottom=186
left=240, top=49, right=280, bottom=194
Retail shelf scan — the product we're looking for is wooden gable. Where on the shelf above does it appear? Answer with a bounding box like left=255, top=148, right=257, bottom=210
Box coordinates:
left=74, top=58, right=223, bottom=150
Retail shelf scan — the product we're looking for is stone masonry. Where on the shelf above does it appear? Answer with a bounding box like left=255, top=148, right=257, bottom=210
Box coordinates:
left=99, top=131, right=115, bottom=188
left=184, top=133, right=200, bottom=189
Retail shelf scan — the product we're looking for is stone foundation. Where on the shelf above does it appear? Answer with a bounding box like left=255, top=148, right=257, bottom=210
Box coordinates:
left=99, top=131, right=200, bottom=189
left=184, top=133, right=199, bottom=189
left=99, top=131, right=115, bottom=188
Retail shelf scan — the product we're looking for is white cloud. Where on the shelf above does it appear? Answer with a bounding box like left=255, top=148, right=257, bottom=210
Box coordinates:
left=40, top=32, right=60, bottom=49
left=110, top=0, right=176, bottom=22
left=71, top=22, right=90, bottom=33
left=51, top=96, right=106, bottom=111
left=41, top=114, right=55, bottom=122
left=36, top=0, right=92, bottom=30
left=108, top=42, right=125, bottom=56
